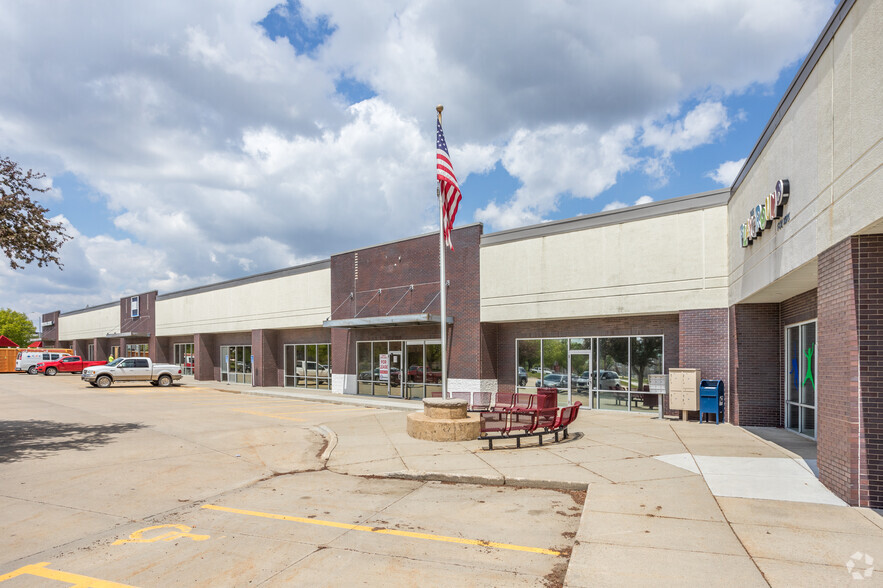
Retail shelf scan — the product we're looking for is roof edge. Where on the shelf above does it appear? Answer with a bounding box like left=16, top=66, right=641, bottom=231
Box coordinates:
left=481, top=188, right=729, bottom=247
left=156, top=259, right=331, bottom=301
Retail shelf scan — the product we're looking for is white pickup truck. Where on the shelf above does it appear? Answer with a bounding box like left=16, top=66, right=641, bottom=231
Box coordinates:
left=81, top=357, right=183, bottom=388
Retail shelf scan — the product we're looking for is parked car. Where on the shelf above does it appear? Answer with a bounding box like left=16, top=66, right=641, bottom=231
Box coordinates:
left=37, top=355, right=106, bottom=376
left=81, top=357, right=183, bottom=388
left=295, top=360, right=330, bottom=384
left=359, top=367, right=401, bottom=385
left=518, top=366, right=527, bottom=386
left=536, top=373, right=568, bottom=389
left=407, top=365, right=441, bottom=383
left=16, top=351, right=71, bottom=374
left=599, top=370, right=623, bottom=390
left=574, top=370, right=592, bottom=389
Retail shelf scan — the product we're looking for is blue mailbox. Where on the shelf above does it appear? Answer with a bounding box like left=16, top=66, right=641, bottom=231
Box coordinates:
left=699, top=379, right=724, bottom=424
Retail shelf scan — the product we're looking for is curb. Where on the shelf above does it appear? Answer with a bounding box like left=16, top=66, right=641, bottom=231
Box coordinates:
left=383, top=470, right=589, bottom=491
left=313, top=425, right=338, bottom=463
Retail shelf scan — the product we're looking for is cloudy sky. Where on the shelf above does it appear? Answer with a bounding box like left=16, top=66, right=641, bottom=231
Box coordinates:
left=0, top=0, right=835, bottom=328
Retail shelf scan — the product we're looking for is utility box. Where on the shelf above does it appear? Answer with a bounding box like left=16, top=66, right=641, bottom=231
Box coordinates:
left=668, top=368, right=701, bottom=413
left=648, top=375, right=669, bottom=418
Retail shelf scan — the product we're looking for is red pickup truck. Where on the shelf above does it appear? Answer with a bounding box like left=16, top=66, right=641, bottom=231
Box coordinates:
left=37, top=356, right=107, bottom=376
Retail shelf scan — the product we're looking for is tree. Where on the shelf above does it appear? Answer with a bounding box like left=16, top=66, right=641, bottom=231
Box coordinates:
left=1, top=156, right=70, bottom=269
left=0, top=309, right=37, bottom=347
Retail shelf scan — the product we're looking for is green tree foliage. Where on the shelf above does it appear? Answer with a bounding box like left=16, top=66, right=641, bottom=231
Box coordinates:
left=0, top=308, right=37, bottom=347
left=1, top=156, right=71, bottom=269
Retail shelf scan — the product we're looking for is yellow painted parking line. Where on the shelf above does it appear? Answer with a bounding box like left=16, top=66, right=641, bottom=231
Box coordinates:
left=201, top=504, right=562, bottom=556
left=0, top=562, right=136, bottom=587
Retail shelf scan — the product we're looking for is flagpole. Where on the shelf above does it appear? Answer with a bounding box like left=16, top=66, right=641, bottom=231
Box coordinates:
left=436, top=104, right=448, bottom=400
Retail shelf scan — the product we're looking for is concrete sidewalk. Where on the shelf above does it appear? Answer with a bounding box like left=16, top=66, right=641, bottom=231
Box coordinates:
left=188, top=380, right=883, bottom=586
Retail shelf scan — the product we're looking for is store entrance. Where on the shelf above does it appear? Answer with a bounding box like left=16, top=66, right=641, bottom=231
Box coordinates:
left=786, top=321, right=816, bottom=439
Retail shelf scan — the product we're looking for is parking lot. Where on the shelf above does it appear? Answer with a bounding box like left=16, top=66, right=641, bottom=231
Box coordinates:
left=0, top=374, right=579, bottom=587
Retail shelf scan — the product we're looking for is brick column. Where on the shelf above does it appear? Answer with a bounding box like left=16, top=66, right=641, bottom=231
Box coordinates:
left=193, top=333, right=216, bottom=381
left=818, top=235, right=883, bottom=507
left=728, top=303, right=781, bottom=427
left=679, top=309, right=729, bottom=419
left=150, top=335, right=170, bottom=363
left=93, top=338, right=109, bottom=362
left=251, top=329, right=279, bottom=387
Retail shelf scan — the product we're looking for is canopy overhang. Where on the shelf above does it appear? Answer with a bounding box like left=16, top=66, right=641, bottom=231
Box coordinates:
left=322, top=313, right=453, bottom=329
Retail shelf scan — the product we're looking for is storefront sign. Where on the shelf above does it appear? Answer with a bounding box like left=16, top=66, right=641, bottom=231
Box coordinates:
left=740, top=179, right=790, bottom=247
left=41, top=320, right=54, bottom=327
left=379, top=354, right=389, bottom=381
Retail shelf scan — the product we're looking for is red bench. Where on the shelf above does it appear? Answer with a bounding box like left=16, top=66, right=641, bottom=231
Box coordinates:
left=479, top=402, right=582, bottom=450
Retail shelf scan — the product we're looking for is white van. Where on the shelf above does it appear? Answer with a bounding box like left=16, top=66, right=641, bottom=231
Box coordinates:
left=16, top=351, right=71, bottom=374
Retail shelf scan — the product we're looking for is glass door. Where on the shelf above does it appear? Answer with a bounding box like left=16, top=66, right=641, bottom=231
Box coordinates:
left=786, top=321, right=816, bottom=438
left=174, top=343, right=194, bottom=375
left=568, top=351, right=592, bottom=408
left=220, top=345, right=252, bottom=385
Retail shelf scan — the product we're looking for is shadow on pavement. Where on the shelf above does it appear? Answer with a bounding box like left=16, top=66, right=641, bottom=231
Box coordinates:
left=0, top=420, right=146, bottom=463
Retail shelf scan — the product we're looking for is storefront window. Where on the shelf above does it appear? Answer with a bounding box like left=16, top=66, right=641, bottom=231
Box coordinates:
left=126, top=343, right=149, bottom=357
left=517, top=339, right=541, bottom=390
left=357, top=342, right=372, bottom=395
left=630, top=337, right=663, bottom=413
left=515, top=334, right=663, bottom=413
left=359, top=339, right=439, bottom=398
left=283, top=344, right=331, bottom=389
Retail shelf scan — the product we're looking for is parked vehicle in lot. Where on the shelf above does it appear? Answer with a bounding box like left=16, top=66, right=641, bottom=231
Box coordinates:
left=536, top=373, right=568, bottom=389
left=407, top=365, right=441, bottom=383
left=574, top=370, right=592, bottom=389
left=598, top=370, right=624, bottom=390
left=81, top=357, right=183, bottom=388
left=37, top=355, right=106, bottom=376
left=16, top=351, right=71, bottom=374
left=295, top=361, right=330, bottom=384
left=518, top=367, right=528, bottom=386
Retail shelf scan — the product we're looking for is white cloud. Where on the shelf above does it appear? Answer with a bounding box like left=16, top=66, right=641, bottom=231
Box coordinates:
left=602, top=195, right=653, bottom=213
left=642, top=101, right=731, bottom=154
left=475, top=123, right=637, bottom=230
left=707, top=158, right=748, bottom=186
left=602, top=201, right=628, bottom=212
left=0, top=0, right=835, bottom=313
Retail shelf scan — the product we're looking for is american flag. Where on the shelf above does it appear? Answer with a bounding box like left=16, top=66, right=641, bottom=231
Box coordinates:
left=436, top=117, right=461, bottom=250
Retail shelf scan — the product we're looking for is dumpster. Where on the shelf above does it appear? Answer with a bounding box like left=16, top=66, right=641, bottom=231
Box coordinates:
left=699, top=379, right=724, bottom=424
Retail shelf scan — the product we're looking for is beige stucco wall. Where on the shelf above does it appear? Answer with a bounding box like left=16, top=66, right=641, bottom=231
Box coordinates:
left=729, top=0, right=883, bottom=304
left=155, top=268, right=331, bottom=336
left=481, top=205, right=728, bottom=322
left=58, top=306, right=120, bottom=341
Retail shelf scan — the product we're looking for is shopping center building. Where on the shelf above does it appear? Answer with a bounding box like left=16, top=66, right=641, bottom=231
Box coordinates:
left=38, top=0, right=882, bottom=507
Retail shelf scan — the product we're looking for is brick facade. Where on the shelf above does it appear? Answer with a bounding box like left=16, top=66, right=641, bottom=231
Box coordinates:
left=728, top=303, right=781, bottom=427
left=329, top=225, right=482, bottom=385
left=818, top=235, right=883, bottom=507
left=678, top=308, right=729, bottom=419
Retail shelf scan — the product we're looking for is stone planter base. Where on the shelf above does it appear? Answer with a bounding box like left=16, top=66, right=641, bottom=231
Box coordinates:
left=406, top=398, right=480, bottom=442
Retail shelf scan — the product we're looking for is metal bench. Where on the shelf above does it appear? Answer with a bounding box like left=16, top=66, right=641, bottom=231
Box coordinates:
left=479, top=402, right=582, bottom=450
